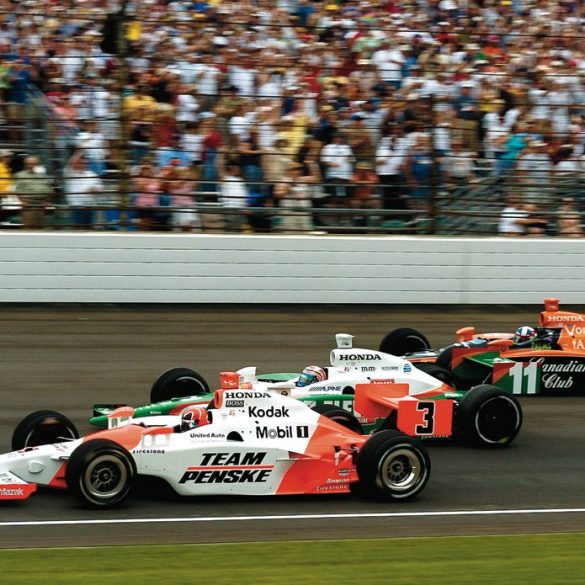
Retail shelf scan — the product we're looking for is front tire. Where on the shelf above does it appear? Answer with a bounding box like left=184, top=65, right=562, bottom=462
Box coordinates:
left=455, top=385, right=522, bottom=448
left=150, top=367, right=210, bottom=403
left=379, top=328, right=430, bottom=356
left=11, top=410, right=79, bottom=451
left=66, top=439, right=135, bottom=508
left=312, top=403, right=363, bottom=434
left=357, top=430, right=430, bottom=501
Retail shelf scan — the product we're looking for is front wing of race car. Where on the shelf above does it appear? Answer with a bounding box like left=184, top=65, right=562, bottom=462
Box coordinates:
left=0, top=471, right=37, bottom=500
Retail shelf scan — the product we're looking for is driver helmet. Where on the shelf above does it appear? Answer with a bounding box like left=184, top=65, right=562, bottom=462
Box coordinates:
left=514, top=325, right=536, bottom=344
left=180, top=406, right=209, bottom=432
left=296, top=365, right=326, bottom=387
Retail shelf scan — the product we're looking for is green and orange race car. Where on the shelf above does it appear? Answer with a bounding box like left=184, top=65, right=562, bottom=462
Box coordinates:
left=379, top=298, right=585, bottom=396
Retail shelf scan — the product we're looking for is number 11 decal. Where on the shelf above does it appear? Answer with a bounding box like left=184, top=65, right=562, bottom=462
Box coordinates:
left=509, top=361, right=539, bottom=395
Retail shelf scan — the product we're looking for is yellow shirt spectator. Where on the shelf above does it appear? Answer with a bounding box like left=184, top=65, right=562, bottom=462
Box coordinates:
left=123, top=90, right=158, bottom=122
left=127, top=21, right=141, bottom=42
left=0, top=151, right=12, bottom=200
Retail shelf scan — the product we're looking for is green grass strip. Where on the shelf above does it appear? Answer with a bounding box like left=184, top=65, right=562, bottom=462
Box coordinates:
left=1, top=534, right=585, bottom=584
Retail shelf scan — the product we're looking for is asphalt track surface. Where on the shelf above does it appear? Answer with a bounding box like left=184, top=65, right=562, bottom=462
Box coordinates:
left=1, top=305, right=585, bottom=549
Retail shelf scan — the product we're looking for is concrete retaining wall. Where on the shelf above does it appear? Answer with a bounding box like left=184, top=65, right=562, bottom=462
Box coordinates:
left=1, top=233, right=583, bottom=304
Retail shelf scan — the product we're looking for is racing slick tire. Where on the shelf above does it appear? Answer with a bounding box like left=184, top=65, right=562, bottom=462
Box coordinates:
left=11, top=410, right=79, bottom=451
left=150, top=367, right=210, bottom=403
left=66, top=439, right=136, bottom=508
left=312, top=404, right=364, bottom=434
left=454, top=385, right=522, bottom=448
left=414, top=362, right=459, bottom=388
left=435, top=345, right=456, bottom=371
left=379, top=328, right=430, bottom=356
left=357, top=430, right=430, bottom=501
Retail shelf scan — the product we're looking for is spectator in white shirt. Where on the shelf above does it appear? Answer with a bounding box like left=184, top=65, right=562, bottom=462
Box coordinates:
left=371, top=39, right=405, bottom=89
left=320, top=133, right=355, bottom=201
left=376, top=125, right=408, bottom=211
left=176, top=86, right=199, bottom=126
left=498, top=196, right=529, bottom=237
left=63, top=151, right=103, bottom=229
left=219, top=164, right=248, bottom=232
left=75, top=120, right=108, bottom=176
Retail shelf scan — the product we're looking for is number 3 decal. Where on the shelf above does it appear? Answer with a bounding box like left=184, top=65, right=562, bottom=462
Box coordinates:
left=415, top=401, right=435, bottom=435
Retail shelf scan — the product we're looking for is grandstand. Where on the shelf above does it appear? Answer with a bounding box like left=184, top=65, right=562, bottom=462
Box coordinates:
left=0, top=0, right=583, bottom=235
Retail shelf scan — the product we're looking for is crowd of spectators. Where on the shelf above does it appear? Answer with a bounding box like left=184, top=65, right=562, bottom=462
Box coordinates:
left=0, top=0, right=584, bottom=235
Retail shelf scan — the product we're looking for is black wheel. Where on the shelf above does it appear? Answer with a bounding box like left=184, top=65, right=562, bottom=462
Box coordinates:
left=150, top=367, right=210, bottom=403
left=357, top=430, right=430, bottom=501
left=455, top=385, right=522, bottom=448
left=312, top=403, right=363, bottom=434
left=11, top=410, right=79, bottom=451
left=66, top=439, right=135, bottom=508
left=414, top=362, right=459, bottom=388
left=435, top=345, right=456, bottom=371
left=379, top=328, right=430, bottom=356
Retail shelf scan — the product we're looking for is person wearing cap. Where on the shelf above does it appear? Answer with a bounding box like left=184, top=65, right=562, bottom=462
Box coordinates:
left=453, top=81, right=479, bottom=152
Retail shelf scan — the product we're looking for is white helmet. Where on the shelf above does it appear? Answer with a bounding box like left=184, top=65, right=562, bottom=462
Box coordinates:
left=296, top=365, right=326, bottom=387
left=514, top=326, right=536, bottom=344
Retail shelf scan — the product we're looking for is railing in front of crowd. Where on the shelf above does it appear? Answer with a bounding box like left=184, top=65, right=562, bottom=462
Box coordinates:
left=2, top=171, right=583, bottom=236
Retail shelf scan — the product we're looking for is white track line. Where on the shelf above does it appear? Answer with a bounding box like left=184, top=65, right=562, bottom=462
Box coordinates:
left=2, top=508, right=585, bottom=528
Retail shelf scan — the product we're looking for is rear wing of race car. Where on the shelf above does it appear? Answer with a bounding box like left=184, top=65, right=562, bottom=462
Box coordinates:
left=540, top=298, right=585, bottom=327
left=354, top=383, right=453, bottom=439
left=0, top=471, right=37, bottom=501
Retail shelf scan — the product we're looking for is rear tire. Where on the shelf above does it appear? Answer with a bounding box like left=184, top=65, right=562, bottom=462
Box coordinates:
left=11, top=410, right=79, bottom=451
left=455, top=385, right=522, bottom=448
left=357, top=429, right=430, bottom=500
left=379, top=328, right=430, bottom=356
left=312, top=404, right=363, bottom=434
left=150, top=367, right=210, bottom=403
left=66, top=439, right=135, bottom=508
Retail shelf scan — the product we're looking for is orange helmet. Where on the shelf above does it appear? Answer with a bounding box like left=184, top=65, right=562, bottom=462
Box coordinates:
left=180, top=406, right=209, bottom=431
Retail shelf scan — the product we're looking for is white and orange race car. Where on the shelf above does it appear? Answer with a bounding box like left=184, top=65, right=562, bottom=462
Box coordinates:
left=0, top=387, right=431, bottom=508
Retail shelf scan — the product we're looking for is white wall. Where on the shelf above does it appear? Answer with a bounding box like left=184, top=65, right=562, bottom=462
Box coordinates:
left=1, top=233, right=584, bottom=304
